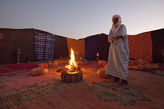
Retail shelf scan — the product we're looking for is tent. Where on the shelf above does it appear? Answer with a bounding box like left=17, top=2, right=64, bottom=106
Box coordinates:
left=0, top=28, right=163, bottom=64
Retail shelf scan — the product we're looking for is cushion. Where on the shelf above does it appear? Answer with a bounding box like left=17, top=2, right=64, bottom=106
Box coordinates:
left=97, top=68, right=107, bottom=78
left=30, top=67, right=48, bottom=76
left=98, top=60, right=106, bottom=66
left=39, top=63, right=48, bottom=68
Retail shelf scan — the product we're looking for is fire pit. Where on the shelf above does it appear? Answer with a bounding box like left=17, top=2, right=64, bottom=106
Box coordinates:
left=61, top=68, right=83, bottom=82
left=61, top=48, right=83, bottom=82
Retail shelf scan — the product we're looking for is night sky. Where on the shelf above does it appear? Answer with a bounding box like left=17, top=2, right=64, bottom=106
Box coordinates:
left=0, top=0, right=164, bottom=39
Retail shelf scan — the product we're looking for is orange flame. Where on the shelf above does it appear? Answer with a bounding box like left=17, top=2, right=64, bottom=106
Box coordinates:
left=65, top=48, right=77, bottom=70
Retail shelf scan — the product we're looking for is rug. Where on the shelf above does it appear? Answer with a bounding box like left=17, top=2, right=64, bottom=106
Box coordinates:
left=85, top=35, right=100, bottom=60
left=67, top=38, right=85, bottom=59
left=88, top=81, right=151, bottom=105
left=0, top=67, right=97, bottom=109
left=128, top=32, right=152, bottom=63
left=80, top=62, right=104, bottom=69
left=0, top=63, right=38, bottom=76
left=0, top=67, right=152, bottom=108
left=35, top=32, right=56, bottom=61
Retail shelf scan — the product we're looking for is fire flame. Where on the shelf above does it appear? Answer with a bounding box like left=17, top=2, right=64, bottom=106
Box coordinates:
left=65, top=48, right=77, bottom=70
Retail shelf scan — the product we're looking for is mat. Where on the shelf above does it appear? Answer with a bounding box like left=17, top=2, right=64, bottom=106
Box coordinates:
left=67, top=38, right=85, bottom=59
left=0, top=63, right=38, bottom=76
left=80, top=62, right=104, bottom=69
left=88, top=81, right=151, bottom=105
left=85, top=36, right=100, bottom=60
left=0, top=67, right=98, bottom=108
left=128, top=32, right=152, bottom=63
left=35, top=32, right=55, bottom=61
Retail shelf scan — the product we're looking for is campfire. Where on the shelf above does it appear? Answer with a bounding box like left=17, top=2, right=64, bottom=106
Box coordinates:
left=65, top=48, right=79, bottom=73
left=61, top=48, right=83, bottom=82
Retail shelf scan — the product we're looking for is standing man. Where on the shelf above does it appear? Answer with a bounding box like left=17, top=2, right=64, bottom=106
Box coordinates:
left=106, top=15, right=129, bottom=89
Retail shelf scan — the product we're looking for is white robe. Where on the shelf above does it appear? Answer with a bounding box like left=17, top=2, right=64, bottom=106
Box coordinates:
left=106, top=24, right=129, bottom=80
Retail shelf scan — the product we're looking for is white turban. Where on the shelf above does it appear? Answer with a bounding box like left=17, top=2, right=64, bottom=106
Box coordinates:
left=111, top=14, right=122, bottom=34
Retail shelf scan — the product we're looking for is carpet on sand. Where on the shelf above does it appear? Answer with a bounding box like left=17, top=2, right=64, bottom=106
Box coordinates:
left=0, top=63, right=38, bottom=75
left=81, top=62, right=104, bottom=69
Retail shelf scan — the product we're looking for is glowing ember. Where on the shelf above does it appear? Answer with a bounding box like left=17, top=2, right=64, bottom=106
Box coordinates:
left=65, top=48, right=77, bottom=72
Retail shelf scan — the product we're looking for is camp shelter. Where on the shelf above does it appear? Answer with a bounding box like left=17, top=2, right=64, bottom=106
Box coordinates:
left=84, top=33, right=110, bottom=61
left=127, top=28, right=164, bottom=64
left=128, top=32, right=153, bottom=62
left=98, top=33, right=110, bottom=61
left=151, top=28, right=164, bottom=63
left=0, top=28, right=164, bottom=65
left=0, top=28, right=36, bottom=64
left=67, top=38, right=85, bottom=59
left=0, top=28, right=69, bottom=64
left=54, top=35, right=69, bottom=60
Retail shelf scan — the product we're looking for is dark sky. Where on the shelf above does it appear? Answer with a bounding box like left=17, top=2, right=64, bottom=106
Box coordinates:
left=0, top=0, right=164, bottom=39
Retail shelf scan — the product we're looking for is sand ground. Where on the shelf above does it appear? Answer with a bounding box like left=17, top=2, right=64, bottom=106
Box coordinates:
left=0, top=66, right=164, bottom=109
